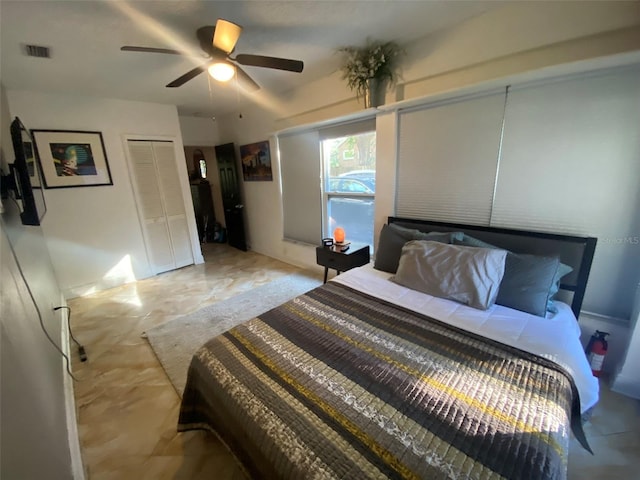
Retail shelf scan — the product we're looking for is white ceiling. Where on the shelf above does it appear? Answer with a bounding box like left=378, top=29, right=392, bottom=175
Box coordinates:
left=0, top=1, right=499, bottom=117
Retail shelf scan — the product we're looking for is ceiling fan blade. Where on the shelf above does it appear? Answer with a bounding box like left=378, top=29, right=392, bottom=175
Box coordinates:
left=166, top=64, right=207, bottom=88
left=234, top=54, right=303, bottom=73
left=213, top=19, right=242, bottom=54
left=121, top=46, right=184, bottom=55
left=234, top=64, right=260, bottom=91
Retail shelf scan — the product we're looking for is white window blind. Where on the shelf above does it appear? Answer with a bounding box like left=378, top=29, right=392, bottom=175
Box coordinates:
left=396, top=91, right=506, bottom=225
left=279, top=130, right=322, bottom=244
left=319, top=118, right=376, bottom=140
left=492, top=68, right=640, bottom=318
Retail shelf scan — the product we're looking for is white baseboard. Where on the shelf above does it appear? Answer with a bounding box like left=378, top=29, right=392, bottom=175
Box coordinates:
left=58, top=301, right=86, bottom=480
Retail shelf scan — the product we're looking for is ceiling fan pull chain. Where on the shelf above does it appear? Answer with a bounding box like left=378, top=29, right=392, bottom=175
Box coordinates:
left=235, top=74, right=243, bottom=119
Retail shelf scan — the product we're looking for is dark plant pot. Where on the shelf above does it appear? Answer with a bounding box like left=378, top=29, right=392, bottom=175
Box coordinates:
left=364, top=78, right=386, bottom=108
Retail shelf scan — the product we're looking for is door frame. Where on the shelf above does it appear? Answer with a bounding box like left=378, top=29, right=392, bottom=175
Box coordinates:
left=121, top=134, right=204, bottom=273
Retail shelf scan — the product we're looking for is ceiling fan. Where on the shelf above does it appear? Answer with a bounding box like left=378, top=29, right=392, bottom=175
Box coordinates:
left=121, top=19, right=304, bottom=90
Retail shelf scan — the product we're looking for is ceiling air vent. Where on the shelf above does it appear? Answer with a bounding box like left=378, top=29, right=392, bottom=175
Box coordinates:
left=24, top=44, right=51, bottom=58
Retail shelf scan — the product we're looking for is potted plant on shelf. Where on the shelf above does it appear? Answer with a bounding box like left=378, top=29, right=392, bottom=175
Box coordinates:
left=338, top=39, right=403, bottom=108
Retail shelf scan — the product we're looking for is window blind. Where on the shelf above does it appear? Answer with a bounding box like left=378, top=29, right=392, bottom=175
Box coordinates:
left=319, top=118, right=376, bottom=140
left=396, top=91, right=506, bottom=225
left=492, top=67, right=640, bottom=318
left=278, top=130, right=322, bottom=244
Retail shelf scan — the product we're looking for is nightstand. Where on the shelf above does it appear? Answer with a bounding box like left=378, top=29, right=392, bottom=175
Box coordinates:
left=316, top=243, right=370, bottom=283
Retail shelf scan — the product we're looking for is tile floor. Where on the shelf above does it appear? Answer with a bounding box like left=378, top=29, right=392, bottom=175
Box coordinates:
left=69, top=243, right=639, bottom=479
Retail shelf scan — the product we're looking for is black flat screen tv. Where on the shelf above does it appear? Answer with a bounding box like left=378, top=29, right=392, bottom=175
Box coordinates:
left=10, top=116, right=46, bottom=225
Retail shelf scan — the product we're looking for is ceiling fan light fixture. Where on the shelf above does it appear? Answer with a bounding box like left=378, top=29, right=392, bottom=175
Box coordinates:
left=213, top=19, right=243, bottom=54
left=122, top=20, right=302, bottom=89
left=208, top=62, right=235, bottom=82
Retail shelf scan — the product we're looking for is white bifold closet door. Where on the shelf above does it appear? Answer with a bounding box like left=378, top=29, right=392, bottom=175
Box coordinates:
left=127, top=140, right=193, bottom=274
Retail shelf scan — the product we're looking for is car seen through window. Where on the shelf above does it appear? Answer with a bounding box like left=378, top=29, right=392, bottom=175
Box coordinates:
left=328, top=178, right=374, bottom=194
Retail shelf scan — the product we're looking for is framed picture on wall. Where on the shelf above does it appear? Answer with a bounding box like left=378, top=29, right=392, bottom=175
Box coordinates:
left=239, top=140, right=272, bottom=181
left=31, top=129, right=113, bottom=188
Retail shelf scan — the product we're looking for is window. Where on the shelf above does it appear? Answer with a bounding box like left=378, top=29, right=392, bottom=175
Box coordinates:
left=278, top=117, right=375, bottom=246
left=193, top=149, right=207, bottom=179
left=322, top=130, right=376, bottom=247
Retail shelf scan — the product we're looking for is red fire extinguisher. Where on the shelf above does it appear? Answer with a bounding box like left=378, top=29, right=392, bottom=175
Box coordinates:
left=585, top=330, right=609, bottom=377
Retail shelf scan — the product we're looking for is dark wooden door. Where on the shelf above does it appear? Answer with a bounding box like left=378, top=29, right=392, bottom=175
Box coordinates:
left=214, top=143, right=247, bottom=251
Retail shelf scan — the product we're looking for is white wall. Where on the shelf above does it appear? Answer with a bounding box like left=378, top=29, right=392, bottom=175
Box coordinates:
left=215, top=1, right=640, bottom=275
left=178, top=115, right=221, bottom=146
left=401, top=1, right=640, bottom=100
left=0, top=85, right=80, bottom=479
left=5, top=91, right=203, bottom=298
left=611, top=283, right=640, bottom=398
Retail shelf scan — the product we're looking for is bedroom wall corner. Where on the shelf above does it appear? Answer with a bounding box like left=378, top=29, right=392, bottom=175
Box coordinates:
left=5, top=90, right=201, bottom=298
left=1, top=84, right=81, bottom=479
left=611, top=282, right=640, bottom=399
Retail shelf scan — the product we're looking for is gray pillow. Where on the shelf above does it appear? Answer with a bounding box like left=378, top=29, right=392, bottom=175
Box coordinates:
left=547, top=262, right=574, bottom=313
left=495, top=253, right=560, bottom=317
left=455, top=234, right=572, bottom=316
left=374, top=223, right=463, bottom=273
left=391, top=240, right=507, bottom=310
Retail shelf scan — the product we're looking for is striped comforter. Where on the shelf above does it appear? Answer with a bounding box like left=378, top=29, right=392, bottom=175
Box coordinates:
left=178, top=282, right=586, bottom=480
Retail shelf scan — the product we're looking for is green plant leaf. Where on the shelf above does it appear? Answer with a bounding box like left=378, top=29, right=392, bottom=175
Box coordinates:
left=337, top=39, right=404, bottom=98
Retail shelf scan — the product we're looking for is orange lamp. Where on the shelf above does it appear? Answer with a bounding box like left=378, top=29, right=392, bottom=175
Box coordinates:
left=333, top=227, right=345, bottom=244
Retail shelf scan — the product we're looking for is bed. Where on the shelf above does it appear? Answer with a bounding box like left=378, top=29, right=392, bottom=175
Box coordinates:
left=178, top=217, right=599, bottom=480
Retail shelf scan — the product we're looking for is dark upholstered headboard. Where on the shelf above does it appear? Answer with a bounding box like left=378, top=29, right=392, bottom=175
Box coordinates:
left=388, top=217, right=597, bottom=318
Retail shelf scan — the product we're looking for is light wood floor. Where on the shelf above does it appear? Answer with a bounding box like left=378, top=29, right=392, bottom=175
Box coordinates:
left=69, top=243, right=639, bottom=479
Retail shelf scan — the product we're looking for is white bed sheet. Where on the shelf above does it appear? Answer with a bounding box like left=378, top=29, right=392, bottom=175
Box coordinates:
left=331, top=264, right=599, bottom=413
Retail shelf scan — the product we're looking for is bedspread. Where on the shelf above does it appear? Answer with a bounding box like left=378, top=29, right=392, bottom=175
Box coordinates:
left=178, top=282, right=588, bottom=480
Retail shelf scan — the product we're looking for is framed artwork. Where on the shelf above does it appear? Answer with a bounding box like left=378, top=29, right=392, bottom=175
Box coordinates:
left=240, top=140, right=272, bottom=181
left=31, top=129, right=113, bottom=188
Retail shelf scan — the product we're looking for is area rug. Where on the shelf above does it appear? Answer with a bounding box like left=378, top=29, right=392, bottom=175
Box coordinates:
left=144, top=271, right=323, bottom=396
